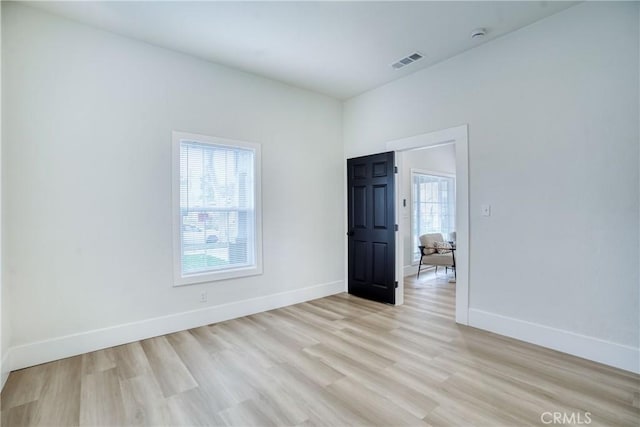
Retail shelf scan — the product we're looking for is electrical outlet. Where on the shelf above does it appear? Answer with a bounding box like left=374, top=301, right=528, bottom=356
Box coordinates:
left=481, top=204, right=491, bottom=217
left=199, top=291, right=208, bottom=303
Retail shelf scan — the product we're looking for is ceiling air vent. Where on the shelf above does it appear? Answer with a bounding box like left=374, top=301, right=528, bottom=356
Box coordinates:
left=391, top=52, right=424, bottom=70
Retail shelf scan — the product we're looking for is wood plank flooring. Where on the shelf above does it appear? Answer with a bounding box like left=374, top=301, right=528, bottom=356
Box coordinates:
left=2, top=272, right=639, bottom=426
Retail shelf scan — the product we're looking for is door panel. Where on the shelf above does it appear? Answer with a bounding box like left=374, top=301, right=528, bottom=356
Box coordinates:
left=353, top=186, right=367, bottom=228
left=352, top=164, right=367, bottom=179
left=372, top=242, right=388, bottom=285
left=372, top=161, right=388, bottom=177
left=372, top=185, right=388, bottom=229
left=347, top=152, right=396, bottom=304
left=353, top=240, right=368, bottom=282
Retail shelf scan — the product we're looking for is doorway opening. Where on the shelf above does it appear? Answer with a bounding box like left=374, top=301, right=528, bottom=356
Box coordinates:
left=386, top=125, right=469, bottom=325
left=406, top=145, right=456, bottom=279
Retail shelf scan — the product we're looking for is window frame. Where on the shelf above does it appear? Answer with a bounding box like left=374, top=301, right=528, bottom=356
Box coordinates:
left=172, top=131, right=263, bottom=286
left=410, top=168, right=456, bottom=263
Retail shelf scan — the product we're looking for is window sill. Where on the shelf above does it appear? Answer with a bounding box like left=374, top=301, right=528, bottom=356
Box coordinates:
left=174, top=264, right=263, bottom=286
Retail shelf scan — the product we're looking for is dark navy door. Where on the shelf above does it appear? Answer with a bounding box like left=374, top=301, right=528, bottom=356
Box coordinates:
left=347, top=152, right=396, bottom=304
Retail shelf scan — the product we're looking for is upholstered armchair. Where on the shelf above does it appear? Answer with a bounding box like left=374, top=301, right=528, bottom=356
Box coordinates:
left=417, top=233, right=455, bottom=278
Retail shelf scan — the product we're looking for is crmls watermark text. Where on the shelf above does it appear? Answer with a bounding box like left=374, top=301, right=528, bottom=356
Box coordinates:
left=540, top=412, right=592, bottom=425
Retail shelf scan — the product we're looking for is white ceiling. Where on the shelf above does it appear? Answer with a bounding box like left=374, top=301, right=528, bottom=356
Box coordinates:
left=29, top=1, right=578, bottom=99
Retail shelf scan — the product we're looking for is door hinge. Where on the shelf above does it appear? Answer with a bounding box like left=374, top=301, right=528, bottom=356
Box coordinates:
left=395, top=281, right=398, bottom=288
left=394, top=224, right=399, bottom=231
left=394, top=166, right=398, bottom=174
left=403, top=198, right=406, bottom=207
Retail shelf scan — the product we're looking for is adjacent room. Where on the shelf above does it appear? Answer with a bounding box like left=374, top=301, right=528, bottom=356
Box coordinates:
left=1, top=1, right=639, bottom=426
left=403, top=144, right=457, bottom=280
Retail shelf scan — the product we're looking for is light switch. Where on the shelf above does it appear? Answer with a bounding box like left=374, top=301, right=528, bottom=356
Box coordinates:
left=481, top=204, right=491, bottom=216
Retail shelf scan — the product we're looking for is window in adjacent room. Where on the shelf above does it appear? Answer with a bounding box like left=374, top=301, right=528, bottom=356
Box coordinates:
left=172, top=131, right=262, bottom=285
left=412, top=171, right=456, bottom=262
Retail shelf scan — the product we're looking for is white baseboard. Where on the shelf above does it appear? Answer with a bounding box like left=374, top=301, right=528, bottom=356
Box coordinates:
left=1, top=350, right=10, bottom=391
left=9, top=280, right=344, bottom=372
left=404, top=264, right=437, bottom=277
left=403, top=264, right=417, bottom=277
left=468, top=308, right=640, bottom=374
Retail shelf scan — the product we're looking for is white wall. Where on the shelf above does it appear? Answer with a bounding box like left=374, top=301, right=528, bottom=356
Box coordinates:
left=344, top=2, right=640, bottom=371
left=400, top=144, right=456, bottom=270
left=2, top=3, right=344, bottom=369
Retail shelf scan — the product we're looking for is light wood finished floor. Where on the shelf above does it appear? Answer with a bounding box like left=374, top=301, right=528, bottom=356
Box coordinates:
left=2, top=272, right=639, bottom=426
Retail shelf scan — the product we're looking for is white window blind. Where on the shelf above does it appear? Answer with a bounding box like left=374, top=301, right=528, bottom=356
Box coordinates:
left=412, top=172, right=456, bottom=262
left=173, top=132, right=262, bottom=285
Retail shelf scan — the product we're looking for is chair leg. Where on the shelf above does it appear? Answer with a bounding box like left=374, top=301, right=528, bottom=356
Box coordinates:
left=435, top=266, right=437, bottom=275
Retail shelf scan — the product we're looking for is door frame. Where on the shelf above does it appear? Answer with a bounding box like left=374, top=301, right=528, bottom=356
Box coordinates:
left=386, top=124, right=470, bottom=325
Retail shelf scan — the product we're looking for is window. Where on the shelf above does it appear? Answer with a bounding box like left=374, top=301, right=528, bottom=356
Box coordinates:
left=412, top=171, right=455, bottom=262
left=172, top=132, right=262, bottom=285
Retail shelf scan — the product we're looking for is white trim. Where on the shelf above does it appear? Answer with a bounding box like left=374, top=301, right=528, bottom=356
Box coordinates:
left=468, top=308, right=640, bottom=374
left=402, top=264, right=436, bottom=277
left=387, top=124, right=470, bottom=324
left=171, top=131, right=263, bottom=286
left=403, top=264, right=436, bottom=277
left=410, top=168, right=456, bottom=179
left=404, top=264, right=419, bottom=277
left=393, top=153, right=404, bottom=305
left=453, top=126, right=470, bottom=324
left=9, top=280, right=343, bottom=371
left=343, top=154, right=349, bottom=295
left=1, top=350, right=10, bottom=391
left=387, top=132, right=456, bottom=152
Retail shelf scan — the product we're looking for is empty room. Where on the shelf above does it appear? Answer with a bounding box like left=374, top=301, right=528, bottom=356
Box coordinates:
left=1, top=1, right=639, bottom=426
